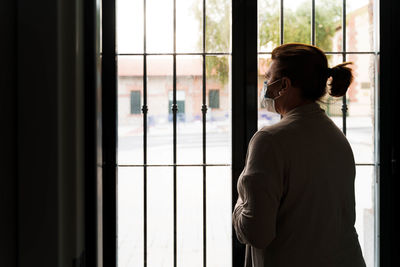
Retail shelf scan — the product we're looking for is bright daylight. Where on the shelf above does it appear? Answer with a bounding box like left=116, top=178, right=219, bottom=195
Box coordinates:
left=116, top=0, right=377, bottom=266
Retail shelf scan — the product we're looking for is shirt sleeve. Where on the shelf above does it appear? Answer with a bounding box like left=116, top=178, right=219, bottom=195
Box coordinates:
left=232, top=131, right=285, bottom=249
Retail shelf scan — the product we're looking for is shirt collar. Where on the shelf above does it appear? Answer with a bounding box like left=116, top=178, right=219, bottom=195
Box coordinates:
left=282, top=102, right=324, bottom=119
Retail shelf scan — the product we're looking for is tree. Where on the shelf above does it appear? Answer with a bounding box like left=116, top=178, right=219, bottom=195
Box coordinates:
left=194, top=0, right=230, bottom=85
left=259, top=0, right=342, bottom=52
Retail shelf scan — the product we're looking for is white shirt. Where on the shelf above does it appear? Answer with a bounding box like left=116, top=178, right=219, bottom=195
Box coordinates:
left=233, top=102, right=366, bottom=267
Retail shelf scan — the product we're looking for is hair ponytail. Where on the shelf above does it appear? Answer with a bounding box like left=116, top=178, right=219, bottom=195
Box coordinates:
left=328, top=62, right=353, bottom=97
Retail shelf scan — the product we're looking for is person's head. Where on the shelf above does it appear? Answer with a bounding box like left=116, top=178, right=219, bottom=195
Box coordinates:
left=264, top=43, right=353, bottom=115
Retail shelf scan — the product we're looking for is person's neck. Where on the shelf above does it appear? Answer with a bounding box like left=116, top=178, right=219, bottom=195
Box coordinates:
left=280, top=99, right=314, bottom=116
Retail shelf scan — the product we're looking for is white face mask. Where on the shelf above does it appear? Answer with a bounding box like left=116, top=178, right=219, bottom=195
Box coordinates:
left=260, top=80, right=280, bottom=113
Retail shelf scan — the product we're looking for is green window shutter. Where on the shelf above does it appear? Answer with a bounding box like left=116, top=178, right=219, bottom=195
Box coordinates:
left=168, top=100, right=185, bottom=114
left=130, top=91, right=141, bottom=114
left=209, top=89, right=220, bottom=109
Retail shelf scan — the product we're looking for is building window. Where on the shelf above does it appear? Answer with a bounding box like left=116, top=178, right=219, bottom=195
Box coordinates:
left=208, top=89, right=220, bottom=109
left=168, top=90, right=185, bottom=114
left=361, top=82, right=371, bottom=89
left=130, top=91, right=141, bottom=114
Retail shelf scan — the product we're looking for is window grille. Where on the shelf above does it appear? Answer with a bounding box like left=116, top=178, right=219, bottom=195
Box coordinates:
left=116, top=0, right=379, bottom=266
left=117, top=0, right=232, bottom=266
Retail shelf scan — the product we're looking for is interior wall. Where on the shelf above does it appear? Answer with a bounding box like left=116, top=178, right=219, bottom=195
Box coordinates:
left=0, top=0, right=17, bottom=265
left=379, top=0, right=400, bottom=266
left=0, top=0, right=86, bottom=266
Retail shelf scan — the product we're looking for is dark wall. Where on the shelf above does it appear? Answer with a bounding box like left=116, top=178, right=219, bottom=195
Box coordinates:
left=0, top=0, right=17, bottom=266
left=379, top=1, right=400, bottom=266
left=17, top=1, right=60, bottom=264
left=0, top=0, right=87, bottom=266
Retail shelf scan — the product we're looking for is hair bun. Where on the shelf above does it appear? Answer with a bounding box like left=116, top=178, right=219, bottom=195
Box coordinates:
left=328, top=62, right=353, bottom=97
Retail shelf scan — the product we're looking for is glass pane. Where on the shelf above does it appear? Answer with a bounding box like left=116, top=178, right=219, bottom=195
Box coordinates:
left=258, top=0, right=280, bottom=52
left=118, top=167, right=144, bottom=267
left=148, top=167, right=174, bottom=267
left=346, top=55, right=375, bottom=164
left=284, top=0, right=311, bottom=44
left=177, top=0, right=203, bottom=53
left=117, top=0, right=143, bottom=53
left=177, top=167, right=203, bottom=267
left=206, top=55, right=231, bottom=164
left=206, top=167, right=232, bottom=267
left=146, top=0, right=173, bottom=53
left=315, top=0, right=342, bottom=52
left=346, top=0, right=375, bottom=52
left=206, top=0, right=231, bottom=53
left=354, top=166, right=375, bottom=267
left=258, top=54, right=281, bottom=130
left=176, top=56, right=203, bottom=164
left=118, top=56, right=143, bottom=165
left=147, top=56, right=173, bottom=165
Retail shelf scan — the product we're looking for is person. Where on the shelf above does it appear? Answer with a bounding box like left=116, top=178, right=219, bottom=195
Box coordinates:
left=232, top=43, right=366, bottom=267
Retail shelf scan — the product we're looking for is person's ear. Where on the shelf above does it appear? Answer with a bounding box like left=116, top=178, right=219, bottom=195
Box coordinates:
left=279, top=77, right=291, bottom=95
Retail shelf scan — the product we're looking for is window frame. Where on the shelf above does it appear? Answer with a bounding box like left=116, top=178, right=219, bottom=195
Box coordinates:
left=98, top=1, right=392, bottom=267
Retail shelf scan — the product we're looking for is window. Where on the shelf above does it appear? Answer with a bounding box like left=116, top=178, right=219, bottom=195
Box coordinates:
left=112, top=0, right=379, bottom=266
left=361, top=82, right=371, bottom=89
left=131, top=91, right=142, bottom=114
left=117, top=0, right=232, bottom=266
left=208, top=89, right=220, bottom=109
left=168, top=91, right=185, bottom=114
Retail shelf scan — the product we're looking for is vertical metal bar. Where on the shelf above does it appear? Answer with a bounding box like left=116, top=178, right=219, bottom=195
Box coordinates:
left=202, top=0, right=207, bottom=266
left=311, top=0, right=315, bottom=45
left=142, top=0, right=148, bottom=266
left=84, top=0, right=101, bottom=265
left=280, top=0, right=284, bottom=44
left=172, top=0, right=178, bottom=266
left=342, top=0, right=348, bottom=135
left=280, top=0, right=284, bottom=120
left=232, top=1, right=257, bottom=265
left=373, top=2, right=380, bottom=266
left=101, top=0, right=117, bottom=265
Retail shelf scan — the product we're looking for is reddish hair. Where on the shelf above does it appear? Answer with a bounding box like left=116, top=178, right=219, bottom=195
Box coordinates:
left=271, top=43, right=353, bottom=101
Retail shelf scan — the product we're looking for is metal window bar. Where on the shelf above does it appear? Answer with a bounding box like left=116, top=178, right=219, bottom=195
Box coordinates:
left=118, top=163, right=371, bottom=167
left=172, top=1, right=178, bottom=267
left=118, top=52, right=231, bottom=56
left=258, top=51, right=379, bottom=55
left=311, top=0, right=315, bottom=45
left=142, top=0, right=148, bottom=266
left=280, top=0, right=284, bottom=44
left=202, top=1, right=208, bottom=266
left=118, top=51, right=379, bottom=56
left=342, top=0, right=348, bottom=135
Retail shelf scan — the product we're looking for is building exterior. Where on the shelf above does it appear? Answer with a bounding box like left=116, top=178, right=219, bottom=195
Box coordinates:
left=330, top=3, right=375, bottom=117
left=118, top=56, right=230, bottom=134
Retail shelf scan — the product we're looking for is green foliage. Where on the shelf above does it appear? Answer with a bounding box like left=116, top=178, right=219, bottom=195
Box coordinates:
left=259, top=0, right=341, bottom=51
left=314, top=0, right=342, bottom=51
left=193, top=0, right=230, bottom=85
left=258, top=0, right=280, bottom=50
left=204, top=0, right=230, bottom=53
